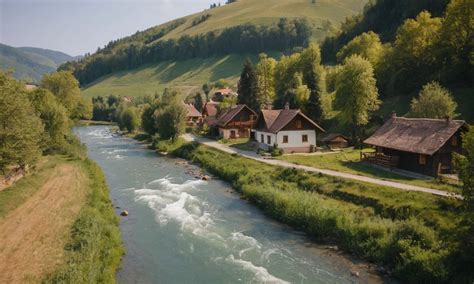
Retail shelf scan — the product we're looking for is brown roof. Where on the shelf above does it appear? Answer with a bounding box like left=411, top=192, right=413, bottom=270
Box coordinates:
left=217, top=104, right=256, bottom=127
left=214, top=88, right=237, bottom=96
left=184, top=104, right=202, bottom=118
left=204, top=102, right=219, bottom=117
left=364, top=117, right=465, bottom=155
left=322, top=133, right=349, bottom=142
left=257, top=109, right=325, bottom=133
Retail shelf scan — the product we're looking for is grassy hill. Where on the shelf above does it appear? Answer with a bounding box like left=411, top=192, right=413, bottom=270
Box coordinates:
left=0, top=44, right=75, bottom=82
left=80, top=0, right=368, bottom=97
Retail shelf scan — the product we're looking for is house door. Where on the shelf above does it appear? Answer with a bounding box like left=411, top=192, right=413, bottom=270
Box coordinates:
left=230, top=130, right=236, bottom=139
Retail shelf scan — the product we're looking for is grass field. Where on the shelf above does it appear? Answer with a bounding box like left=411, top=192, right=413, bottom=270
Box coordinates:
left=82, top=54, right=258, bottom=98
left=278, top=148, right=461, bottom=192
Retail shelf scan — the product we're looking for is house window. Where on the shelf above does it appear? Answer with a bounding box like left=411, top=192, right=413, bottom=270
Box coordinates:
left=419, top=154, right=427, bottom=165
left=302, top=134, right=308, bottom=143
left=261, top=134, right=264, bottom=143
left=452, top=136, right=458, bottom=146
left=296, top=120, right=302, bottom=129
left=267, top=135, right=271, bottom=145
left=283, top=135, right=288, bottom=144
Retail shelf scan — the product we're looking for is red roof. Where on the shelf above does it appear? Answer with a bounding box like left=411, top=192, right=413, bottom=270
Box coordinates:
left=184, top=104, right=202, bottom=118
left=257, top=109, right=325, bottom=133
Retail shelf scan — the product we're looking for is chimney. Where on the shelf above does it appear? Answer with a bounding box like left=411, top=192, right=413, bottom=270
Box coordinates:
left=284, top=102, right=290, bottom=110
left=445, top=115, right=451, bottom=125
left=391, top=111, right=397, bottom=119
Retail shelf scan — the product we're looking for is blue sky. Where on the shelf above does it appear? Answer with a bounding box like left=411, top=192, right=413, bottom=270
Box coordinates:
left=0, top=0, right=212, bottom=56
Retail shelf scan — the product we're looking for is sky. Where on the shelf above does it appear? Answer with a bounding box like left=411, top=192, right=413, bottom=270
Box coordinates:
left=0, top=0, right=212, bottom=56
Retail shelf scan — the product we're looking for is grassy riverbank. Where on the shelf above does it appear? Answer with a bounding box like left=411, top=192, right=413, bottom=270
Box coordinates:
left=172, top=141, right=466, bottom=282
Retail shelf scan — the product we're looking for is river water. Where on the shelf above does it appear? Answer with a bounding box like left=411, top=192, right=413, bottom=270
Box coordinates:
left=75, top=126, right=384, bottom=284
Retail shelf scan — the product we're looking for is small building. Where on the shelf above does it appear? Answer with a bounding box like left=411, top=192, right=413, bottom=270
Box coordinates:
left=211, top=88, right=238, bottom=102
left=321, top=134, right=349, bottom=149
left=184, top=103, right=202, bottom=127
left=202, top=101, right=220, bottom=132
left=363, top=115, right=466, bottom=176
left=216, top=104, right=257, bottom=139
left=25, top=84, right=38, bottom=91
left=254, top=103, right=325, bottom=153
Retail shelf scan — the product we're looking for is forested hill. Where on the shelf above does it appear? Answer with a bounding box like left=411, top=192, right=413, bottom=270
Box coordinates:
left=0, top=44, right=76, bottom=82
left=321, top=0, right=450, bottom=62
left=60, top=0, right=367, bottom=87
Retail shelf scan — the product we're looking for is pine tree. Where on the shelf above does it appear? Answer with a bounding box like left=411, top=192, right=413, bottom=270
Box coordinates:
left=301, top=43, right=326, bottom=122
left=194, top=92, right=204, bottom=112
left=237, top=59, right=258, bottom=111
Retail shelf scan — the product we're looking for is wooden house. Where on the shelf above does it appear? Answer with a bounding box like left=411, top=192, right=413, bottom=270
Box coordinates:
left=216, top=104, right=256, bottom=139
left=184, top=103, right=202, bottom=127
left=202, top=101, right=220, bottom=129
left=211, top=88, right=238, bottom=102
left=363, top=115, right=466, bottom=176
left=321, top=134, right=349, bottom=149
left=254, top=103, right=325, bottom=153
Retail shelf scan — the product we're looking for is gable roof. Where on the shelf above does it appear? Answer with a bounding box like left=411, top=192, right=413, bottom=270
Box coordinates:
left=322, top=133, right=349, bottom=142
left=364, top=117, right=465, bottom=155
left=184, top=104, right=202, bottom=118
left=217, top=104, right=256, bottom=127
left=257, top=109, right=325, bottom=134
left=203, top=101, right=219, bottom=117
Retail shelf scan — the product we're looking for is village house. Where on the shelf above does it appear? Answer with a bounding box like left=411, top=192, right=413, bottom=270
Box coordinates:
left=202, top=101, right=220, bottom=135
left=184, top=103, right=202, bottom=127
left=254, top=103, right=325, bottom=153
left=215, top=104, right=256, bottom=139
left=321, top=133, right=349, bottom=149
left=363, top=114, right=466, bottom=177
left=211, top=88, right=238, bottom=102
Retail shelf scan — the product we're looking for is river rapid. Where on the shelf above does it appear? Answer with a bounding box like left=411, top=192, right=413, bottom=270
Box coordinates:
left=75, top=126, right=386, bottom=284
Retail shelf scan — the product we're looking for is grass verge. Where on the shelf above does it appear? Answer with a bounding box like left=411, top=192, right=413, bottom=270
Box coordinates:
left=172, top=141, right=466, bottom=282
left=278, top=148, right=461, bottom=193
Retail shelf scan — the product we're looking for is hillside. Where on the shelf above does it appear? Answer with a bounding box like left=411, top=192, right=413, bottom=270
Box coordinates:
left=0, top=44, right=75, bottom=82
left=72, top=0, right=368, bottom=97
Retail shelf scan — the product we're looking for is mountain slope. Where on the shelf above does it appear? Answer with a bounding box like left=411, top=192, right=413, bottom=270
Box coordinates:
left=78, top=0, right=368, bottom=97
left=0, top=44, right=75, bottom=82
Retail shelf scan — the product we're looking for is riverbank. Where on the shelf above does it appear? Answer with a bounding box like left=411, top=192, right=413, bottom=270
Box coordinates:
left=0, top=149, right=123, bottom=282
left=168, top=141, right=465, bottom=282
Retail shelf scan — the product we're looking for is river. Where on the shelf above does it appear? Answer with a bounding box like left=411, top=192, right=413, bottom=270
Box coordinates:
left=75, top=126, right=385, bottom=284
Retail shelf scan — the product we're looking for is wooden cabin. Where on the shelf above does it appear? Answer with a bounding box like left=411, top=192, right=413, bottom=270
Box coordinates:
left=184, top=104, right=202, bottom=127
left=363, top=116, right=466, bottom=176
left=321, top=134, right=349, bottom=149
left=216, top=104, right=256, bottom=139
left=254, top=103, right=325, bottom=153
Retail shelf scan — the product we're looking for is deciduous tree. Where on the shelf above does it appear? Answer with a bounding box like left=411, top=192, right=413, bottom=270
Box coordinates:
left=408, top=81, right=458, bottom=119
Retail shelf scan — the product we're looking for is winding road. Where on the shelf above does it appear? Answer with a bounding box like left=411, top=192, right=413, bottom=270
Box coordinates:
left=182, top=134, right=462, bottom=199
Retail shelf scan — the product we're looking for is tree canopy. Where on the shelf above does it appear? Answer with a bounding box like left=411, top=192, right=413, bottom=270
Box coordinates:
left=408, top=81, right=458, bottom=119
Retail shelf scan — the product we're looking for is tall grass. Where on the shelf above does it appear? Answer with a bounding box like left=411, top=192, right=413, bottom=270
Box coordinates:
left=173, top=142, right=465, bottom=282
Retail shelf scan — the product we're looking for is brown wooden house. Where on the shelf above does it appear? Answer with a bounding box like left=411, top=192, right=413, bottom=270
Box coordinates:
left=184, top=103, right=202, bottom=127
left=216, top=104, right=256, bottom=139
left=321, top=134, right=349, bottom=149
left=363, top=116, right=466, bottom=176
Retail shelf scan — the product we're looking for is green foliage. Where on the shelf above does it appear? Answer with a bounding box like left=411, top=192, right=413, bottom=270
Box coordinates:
left=408, top=81, right=458, bottom=118
left=336, top=31, right=384, bottom=66
left=334, top=55, right=380, bottom=142
left=47, top=159, right=123, bottom=283
left=29, top=88, right=70, bottom=152
left=40, top=71, right=91, bottom=119
left=255, top=53, right=277, bottom=107
left=0, top=72, right=43, bottom=172
left=300, top=43, right=326, bottom=122
left=194, top=92, right=204, bottom=112
left=120, top=107, right=140, bottom=133
left=154, top=89, right=186, bottom=141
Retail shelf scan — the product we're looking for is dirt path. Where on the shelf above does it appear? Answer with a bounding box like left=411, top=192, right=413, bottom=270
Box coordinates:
left=182, top=134, right=462, bottom=199
left=0, top=163, right=87, bottom=283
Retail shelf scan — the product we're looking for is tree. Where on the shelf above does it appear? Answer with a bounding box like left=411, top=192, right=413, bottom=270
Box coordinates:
left=72, top=97, right=93, bottom=120
left=334, top=55, right=380, bottom=143
left=153, top=89, right=186, bottom=141
left=237, top=59, right=258, bottom=111
left=0, top=72, right=43, bottom=172
left=29, top=88, right=69, bottom=152
left=300, top=43, right=326, bottom=122
left=408, top=81, right=458, bottom=119
left=40, top=71, right=84, bottom=119
left=336, top=31, right=384, bottom=66
left=194, top=92, right=204, bottom=112
left=141, top=104, right=158, bottom=135
left=452, top=126, right=474, bottom=282
left=274, top=53, right=302, bottom=108
left=121, top=107, right=140, bottom=133
left=202, top=83, right=212, bottom=102
left=255, top=53, right=276, bottom=107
